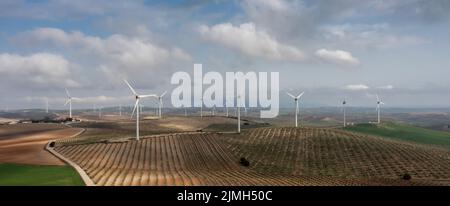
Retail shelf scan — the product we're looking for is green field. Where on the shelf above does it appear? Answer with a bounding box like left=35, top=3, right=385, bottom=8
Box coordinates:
left=0, top=164, right=84, bottom=186
left=344, top=122, right=450, bottom=147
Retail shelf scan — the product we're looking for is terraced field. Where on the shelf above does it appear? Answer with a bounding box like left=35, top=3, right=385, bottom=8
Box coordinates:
left=52, top=127, right=450, bottom=186
left=225, top=127, right=450, bottom=181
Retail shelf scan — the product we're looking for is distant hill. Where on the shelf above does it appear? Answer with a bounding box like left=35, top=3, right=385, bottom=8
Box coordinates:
left=0, top=111, right=57, bottom=120
left=344, top=122, right=450, bottom=147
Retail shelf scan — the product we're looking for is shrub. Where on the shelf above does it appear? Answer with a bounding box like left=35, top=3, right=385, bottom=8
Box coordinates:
left=402, top=173, right=412, bottom=180
left=239, top=157, right=250, bottom=167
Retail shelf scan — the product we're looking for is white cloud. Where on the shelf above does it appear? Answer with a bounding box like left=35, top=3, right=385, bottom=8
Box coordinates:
left=343, top=84, right=370, bottom=91
left=14, top=27, right=192, bottom=86
left=378, top=85, right=394, bottom=90
left=0, top=52, right=79, bottom=87
left=321, top=23, right=426, bottom=49
left=199, top=22, right=305, bottom=61
left=17, top=27, right=191, bottom=68
left=315, top=49, right=360, bottom=66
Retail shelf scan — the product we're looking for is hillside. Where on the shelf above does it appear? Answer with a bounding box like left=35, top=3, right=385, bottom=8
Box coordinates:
left=52, top=127, right=450, bottom=185
left=224, top=127, right=450, bottom=181
left=344, top=122, right=450, bottom=147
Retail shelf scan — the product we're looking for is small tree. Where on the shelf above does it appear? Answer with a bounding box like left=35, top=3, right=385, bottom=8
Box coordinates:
left=240, top=157, right=250, bottom=167
left=402, top=173, right=412, bottom=180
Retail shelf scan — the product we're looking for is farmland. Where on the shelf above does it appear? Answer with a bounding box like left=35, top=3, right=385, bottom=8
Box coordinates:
left=0, top=163, right=84, bottom=186
left=344, top=122, right=450, bottom=147
left=52, top=126, right=450, bottom=186
left=0, top=123, right=84, bottom=165
left=225, top=127, right=450, bottom=181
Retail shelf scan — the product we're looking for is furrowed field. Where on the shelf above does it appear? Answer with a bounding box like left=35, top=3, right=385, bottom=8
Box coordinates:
left=52, top=126, right=450, bottom=186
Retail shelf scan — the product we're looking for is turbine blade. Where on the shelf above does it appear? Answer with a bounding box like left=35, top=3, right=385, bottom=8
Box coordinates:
left=139, top=94, right=157, bottom=98
left=64, top=99, right=70, bottom=106
left=286, top=92, right=296, bottom=99
left=65, top=88, right=71, bottom=97
left=376, top=94, right=380, bottom=102
left=124, top=79, right=138, bottom=95
left=297, top=92, right=305, bottom=99
left=160, top=91, right=167, bottom=98
left=131, top=100, right=139, bottom=119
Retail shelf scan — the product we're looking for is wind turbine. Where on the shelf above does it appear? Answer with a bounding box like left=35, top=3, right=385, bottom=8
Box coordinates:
left=64, top=88, right=76, bottom=119
left=45, top=97, right=49, bottom=113
left=342, top=99, right=347, bottom=127
left=225, top=96, right=232, bottom=117
left=286, top=91, right=305, bottom=128
left=200, top=97, right=203, bottom=118
left=124, top=79, right=157, bottom=141
left=156, top=91, right=167, bottom=118
left=376, top=94, right=385, bottom=124
left=237, top=95, right=241, bottom=133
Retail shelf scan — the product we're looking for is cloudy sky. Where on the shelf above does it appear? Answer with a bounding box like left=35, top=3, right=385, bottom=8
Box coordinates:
left=1, top=0, right=450, bottom=109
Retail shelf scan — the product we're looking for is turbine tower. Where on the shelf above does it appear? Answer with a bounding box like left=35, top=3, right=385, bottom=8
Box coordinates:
left=376, top=94, right=385, bottom=124
left=200, top=97, right=203, bottom=118
left=64, top=88, right=75, bottom=119
left=237, top=95, right=241, bottom=133
left=124, top=79, right=157, bottom=141
left=119, top=104, right=122, bottom=116
left=286, top=91, right=305, bottom=128
left=156, top=91, right=167, bottom=118
left=45, top=97, right=49, bottom=113
left=342, top=99, right=347, bottom=127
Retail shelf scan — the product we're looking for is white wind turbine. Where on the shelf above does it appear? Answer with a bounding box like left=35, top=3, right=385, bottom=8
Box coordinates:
left=64, top=88, right=78, bottom=119
left=376, top=94, right=385, bottom=124
left=237, top=95, right=241, bottom=133
left=200, top=97, right=203, bottom=118
left=342, top=99, right=347, bottom=127
left=286, top=91, right=305, bottom=128
left=45, top=97, right=49, bottom=113
left=156, top=91, right=167, bottom=118
left=124, top=79, right=157, bottom=141
left=225, top=96, right=233, bottom=117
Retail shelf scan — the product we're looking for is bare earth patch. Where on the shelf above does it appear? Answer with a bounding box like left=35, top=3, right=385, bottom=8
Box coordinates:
left=0, top=125, right=83, bottom=165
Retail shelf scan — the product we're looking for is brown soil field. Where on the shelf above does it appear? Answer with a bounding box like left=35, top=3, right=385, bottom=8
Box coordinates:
left=53, top=127, right=450, bottom=186
left=0, top=124, right=84, bottom=165
left=225, top=128, right=450, bottom=182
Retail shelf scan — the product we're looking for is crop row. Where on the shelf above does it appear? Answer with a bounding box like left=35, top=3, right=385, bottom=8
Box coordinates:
left=224, top=127, right=450, bottom=180
left=54, top=132, right=399, bottom=186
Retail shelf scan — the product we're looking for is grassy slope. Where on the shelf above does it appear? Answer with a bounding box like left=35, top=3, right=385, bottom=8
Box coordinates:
left=0, top=163, right=84, bottom=186
left=344, top=122, right=450, bottom=147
